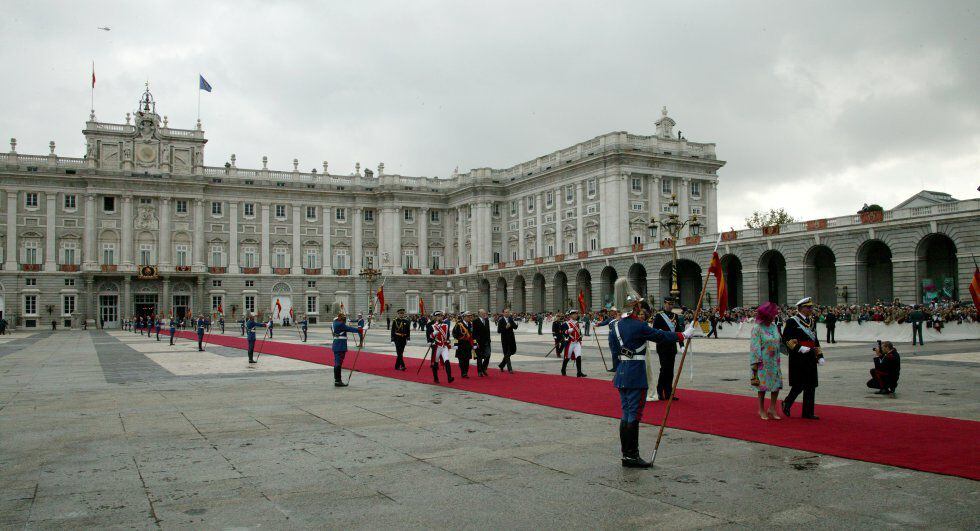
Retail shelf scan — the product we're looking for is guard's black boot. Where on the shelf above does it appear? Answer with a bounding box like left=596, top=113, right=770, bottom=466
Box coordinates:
left=334, top=366, right=347, bottom=387
left=444, top=361, right=454, bottom=383
left=622, top=422, right=652, bottom=469
left=561, top=359, right=569, bottom=376
left=619, top=421, right=629, bottom=461
left=431, top=364, right=440, bottom=383
left=576, top=358, right=587, bottom=378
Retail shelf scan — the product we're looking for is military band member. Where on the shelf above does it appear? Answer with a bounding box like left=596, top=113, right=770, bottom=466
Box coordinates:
left=473, top=309, right=493, bottom=377
left=196, top=315, right=207, bottom=351
left=245, top=313, right=266, bottom=365
left=651, top=297, right=683, bottom=401
left=454, top=312, right=477, bottom=378
left=332, top=311, right=363, bottom=387
left=391, top=308, right=411, bottom=371
left=299, top=315, right=309, bottom=342
left=496, top=309, right=518, bottom=373
left=611, top=299, right=702, bottom=468
left=781, top=297, right=824, bottom=419
left=560, top=309, right=586, bottom=377
left=430, top=312, right=454, bottom=383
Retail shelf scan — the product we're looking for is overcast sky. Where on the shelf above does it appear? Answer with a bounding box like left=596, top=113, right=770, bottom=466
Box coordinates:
left=1, top=0, right=977, bottom=229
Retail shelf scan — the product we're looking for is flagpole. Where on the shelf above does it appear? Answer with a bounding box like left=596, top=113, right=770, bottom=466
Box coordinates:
left=90, top=61, right=95, bottom=115
left=197, top=84, right=201, bottom=121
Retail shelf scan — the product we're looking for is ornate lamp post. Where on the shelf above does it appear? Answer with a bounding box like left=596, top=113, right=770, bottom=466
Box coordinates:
left=359, top=267, right=382, bottom=325
left=648, top=193, right=701, bottom=302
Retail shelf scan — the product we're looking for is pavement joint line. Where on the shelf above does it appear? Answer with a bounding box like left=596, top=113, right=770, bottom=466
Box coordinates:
left=512, top=455, right=573, bottom=477
left=131, top=456, right=162, bottom=528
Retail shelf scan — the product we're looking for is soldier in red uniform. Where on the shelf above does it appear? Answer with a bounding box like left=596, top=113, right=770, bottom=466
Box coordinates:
left=560, top=309, right=586, bottom=377
left=430, top=311, right=454, bottom=384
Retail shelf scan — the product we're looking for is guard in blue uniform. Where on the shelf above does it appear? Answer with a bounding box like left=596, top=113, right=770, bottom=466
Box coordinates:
left=652, top=297, right=683, bottom=401
left=196, top=315, right=207, bottom=351
left=332, top=311, right=363, bottom=387
left=155, top=315, right=163, bottom=341
left=299, top=316, right=309, bottom=342
left=245, top=313, right=266, bottom=364
left=267, top=317, right=274, bottom=339
left=356, top=314, right=366, bottom=342
left=168, top=317, right=176, bottom=345
left=610, top=300, right=701, bottom=468
left=219, top=316, right=225, bottom=334
left=238, top=317, right=245, bottom=336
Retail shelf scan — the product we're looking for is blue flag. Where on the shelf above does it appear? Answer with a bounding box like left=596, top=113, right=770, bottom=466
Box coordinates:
left=199, top=75, right=212, bottom=92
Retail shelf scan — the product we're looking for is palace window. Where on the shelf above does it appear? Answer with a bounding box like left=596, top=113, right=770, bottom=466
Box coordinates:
left=23, top=240, right=39, bottom=264
left=24, top=295, right=37, bottom=316
left=211, top=201, right=222, bottom=215
left=589, top=237, right=598, bottom=251
left=244, top=203, right=255, bottom=217
left=275, top=204, right=286, bottom=219
left=546, top=244, right=554, bottom=256
left=25, top=192, right=38, bottom=209
left=565, top=187, right=574, bottom=203
left=587, top=179, right=597, bottom=197
left=631, top=202, right=643, bottom=211
left=212, top=280, right=222, bottom=287
left=139, top=197, right=152, bottom=205
left=305, top=249, right=318, bottom=269
left=334, top=249, right=350, bottom=269
left=493, top=251, right=500, bottom=263
left=511, top=250, right=518, bottom=261
left=273, top=247, right=287, bottom=268
left=211, top=295, right=223, bottom=313
left=245, top=280, right=254, bottom=287
left=101, top=243, right=116, bottom=265
left=139, top=244, right=153, bottom=266
left=492, top=203, right=500, bottom=217
left=103, top=196, right=116, bottom=213
left=336, top=208, right=347, bottom=221
left=176, top=200, right=188, bottom=214
left=25, top=278, right=36, bottom=286
left=175, top=244, right=189, bottom=267
left=63, top=295, right=76, bottom=316
left=307, top=280, right=317, bottom=288
left=662, top=179, right=672, bottom=195
left=430, top=251, right=442, bottom=270
left=307, top=295, right=318, bottom=314
left=306, top=206, right=317, bottom=221
left=364, top=251, right=376, bottom=268
left=242, top=247, right=257, bottom=268
left=691, top=206, right=703, bottom=216
left=633, top=235, right=642, bottom=245
left=526, top=196, right=535, bottom=213
left=567, top=241, right=576, bottom=254
left=510, top=201, right=517, bottom=216
left=430, top=210, right=440, bottom=223
left=61, top=242, right=77, bottom=265
left=244, top=295, right=256, bottom=314
left=631, top=177, right=642, bottom=192
left=546, top=191, right=554, bottom=208
left=364, top=209, right=374, bottom=222
left=402, top=209, right=413, bottom=222
left=65, top=278, right=75, bottom=286
left=402, top=249, right=416, bottom=270
left=63, top=194, right=76, bottom=210
left=210, top=246, right=225, bottom=267
left=690, top=181, right=701, bottom=198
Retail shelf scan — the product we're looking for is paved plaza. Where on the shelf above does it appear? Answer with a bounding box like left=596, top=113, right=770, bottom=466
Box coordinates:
left=1, top=326, right=978, bottom=528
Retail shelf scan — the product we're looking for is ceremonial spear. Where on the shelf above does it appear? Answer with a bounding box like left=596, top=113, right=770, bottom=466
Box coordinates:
left=650, top=233, right=721, bottom=464
left=346, top=272, right=385, bottom=384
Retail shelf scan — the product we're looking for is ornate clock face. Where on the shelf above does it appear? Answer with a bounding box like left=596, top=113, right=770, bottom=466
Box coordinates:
left=137, top=144, right=157, bottom=163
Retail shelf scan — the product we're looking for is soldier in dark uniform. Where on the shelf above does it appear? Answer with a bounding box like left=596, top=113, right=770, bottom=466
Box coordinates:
left=496, top=308, right=518, bottom=373
left=651, top=297, right=683, bottom=401
left=238, top=317, right=246, bottom=336
left=453, top=312, right=477, bottom=378
left=782, top=297, right=825, bottom=419
left=611, top=299, right=701, bottom=468
left=595, top=308, right=619, bottom=371
left=473, top=309, right=493, bottom=377
left=299, top=315, right=309, bottom=342
left=196, top=315, right=207, bottom=351
left=245, top=313, right=266, bottom=365
left=332, top=310, right=363, bottom=387
left=390, top=308, right=411, bottom=371
left=551, top=312, right=565, bottom=357
left=155, top=314, right=163, bottom=341
left=824, top=310, right=837, bottom=343
left=168, top=316, right=176, bottom=345
left=219, top=315, right=225, bottom=334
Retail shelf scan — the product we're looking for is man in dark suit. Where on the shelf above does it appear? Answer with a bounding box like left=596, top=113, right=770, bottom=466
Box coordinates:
left=551, top=312, right=565, bottom=357
left=867, top=341, right=901, bottom=395
left=651, top=297, right=682, bottom=401
left=473, top=309, right=493, bottom=377
left=782, top=297, right=824, bottom=419
left=825, top=310, right=838, bottom=343
left=496, top=308, right=518, bottom=373
left=390, top=308, right=411, bottom=371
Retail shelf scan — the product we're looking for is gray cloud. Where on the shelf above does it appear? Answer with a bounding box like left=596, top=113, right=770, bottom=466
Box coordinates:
left=1, top=0, right=976, bottom=229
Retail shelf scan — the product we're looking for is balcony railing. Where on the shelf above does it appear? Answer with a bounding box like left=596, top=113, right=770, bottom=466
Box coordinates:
left=273, top=267, right=290, bottom=275
left=208, top=266, right=227, bottom=274
left=59, top=264, right=80, bottom=272
left=100, top=264, right=117, bottom=272
left=241, top=267, right=259, bottom=274
left=174, top=265, right=191, bottom=272
left=303, top=268, right=321, bottom=275
left=21, top=263, right=41, bottom=271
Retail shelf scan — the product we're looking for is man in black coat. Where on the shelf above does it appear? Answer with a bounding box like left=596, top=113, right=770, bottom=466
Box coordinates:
left=651, top=297, right=682, bottom=401
left=551, top=312, right=565, bottom=357
left=782, top=297, right=824, bottom=419
left=472, top=309, right=493, bottom=377
left=867, top=341, right=901, bottom=395
left=825, top=310, right=838, bottom=343
left=390, top=308, right=411, bottom=371
left=496, top=308, right=518, bottom=373
left=453, top=312, right=476, bottom=378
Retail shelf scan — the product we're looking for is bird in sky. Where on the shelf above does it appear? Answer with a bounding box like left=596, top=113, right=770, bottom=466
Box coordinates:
left=98, top=26, right=111, bottom=31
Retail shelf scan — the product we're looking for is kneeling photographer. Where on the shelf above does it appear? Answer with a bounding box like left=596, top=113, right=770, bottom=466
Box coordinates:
left=867, top=341, right=901, bottom=396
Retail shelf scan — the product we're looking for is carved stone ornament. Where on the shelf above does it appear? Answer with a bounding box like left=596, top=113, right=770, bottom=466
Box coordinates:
left=134, top=206, right=159, bottom=230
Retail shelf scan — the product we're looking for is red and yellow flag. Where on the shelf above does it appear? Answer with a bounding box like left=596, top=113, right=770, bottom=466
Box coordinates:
left=578, top=290, right=587, bottom=314
left=970, top=266, right=980, bottom=309
left=418, top=296, right=426, bottom=315
left=708, top=251, right=728, bottom=315
left=377, top=286, right=385, bottom=314
left=275, top=298, right=282, bottom=317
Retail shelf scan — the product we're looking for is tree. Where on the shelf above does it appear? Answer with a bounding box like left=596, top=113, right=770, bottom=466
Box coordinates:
left=745, top=208, right=796, bottom=228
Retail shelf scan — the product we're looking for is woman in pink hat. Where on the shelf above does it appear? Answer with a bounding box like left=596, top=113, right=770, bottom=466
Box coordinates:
left=750, top=302, right=783, bottom=420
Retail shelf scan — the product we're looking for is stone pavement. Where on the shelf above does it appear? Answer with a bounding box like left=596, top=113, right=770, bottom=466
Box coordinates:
left=0, top=329, right=977, bottom=528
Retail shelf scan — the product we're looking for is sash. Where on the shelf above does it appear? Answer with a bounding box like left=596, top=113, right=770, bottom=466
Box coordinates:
left=791, top=315, right=817, bottom=341
left=659, top=312, right=676, bottom=332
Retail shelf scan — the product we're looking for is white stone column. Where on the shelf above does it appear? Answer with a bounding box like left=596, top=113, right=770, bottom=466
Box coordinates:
left=159, top=198, right=171, bottom=267
left=456, top=207, right=466, bottom=268
left=599, top=176, right=615, bottom=248
left=706, top=181, right=718, bottom=235
left=391, top=206, right=402, bottom=274
left=121, top=195, right=133, bottom=269
left=500, top=204, right=510, bottom=263
left=650, top=176, right=661, bottom=243
left=377, top=208, right=387, bottom=268
left=352, top=207, right=363, bottom=271
left=5, top=191, right=17, bottom=270
left=82, top=193, right=96, bottom=269
left=517, top=199, right=525, bottom=260
left=444, top=208, right=454, bottom=269
left=554, top=187, right=563, bottom=256
left=575, top=182, right=585, bottom=252
left=535, top=192, right=544, bottom=258
left=679, top=178, right=690, bottom=238
left=620, top=172, right=631, bottom=246
left=482, top=202, right=493, bottom=264
left=419, top=207, right=429, bottom=273
left=228, top=202, right=239, bottom=271
left=291, top=205, right=302, bottom=274
left=321, top=205, right=331, bottom=275
left=259, top=203, right=271, bottom=274
left=193, top=199, right=205, bottom=271
left=44, top=192, right=56, bottom=271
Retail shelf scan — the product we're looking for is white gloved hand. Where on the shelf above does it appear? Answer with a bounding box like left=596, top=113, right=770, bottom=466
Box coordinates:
left=682, top=323, right=702, bottom=339
left=798, top=346, right=811, bottom=354
left=818, top=357, right=826, bottom=366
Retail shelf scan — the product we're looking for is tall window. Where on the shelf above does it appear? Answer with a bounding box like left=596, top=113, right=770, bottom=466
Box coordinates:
left=526, top=196, right=535, bottom=212
left=511, top=250, right=518, bottom=261
left=589, top=237, right=598, bottom=251
left=567, top=241, right=575, bottom=254
left=101, top=243, right=116, bottom=265
left=334, top=249, right=350, bottom=269
left=404, top=209, right=415, bottom=222
left=210, top=245, right=224, bottom=267
left=430, top=251, right=442, bottom=270
left=275, top=204, right=286, bottom=219
left=61, top=242, right=77, bottom=265
left=565, top=187, right=574, bottom=203
left=546, top=244, right=554, bottom=256
left=546, top=191, right=554, bottom=207
left=690, top=181, right=701, bottom=197
left=305, top=249, right=318, bottom=269
left=633, top=235, right=642, bottom=245
left=403, top=249, right=416, bottom=270
left=510, top=201, right=517, bottom=216
left=211, top=201, right=223, bottom=215
left=175, top=244, right=188, bottom=267
left=662, top=179, right=672, bottom=195
left=306, top=206, right=317, bottom=220
left=631, top=177, right=642, bottom=192
left=244, top=295, right=256, bottom=315
left=587, top=179, right=597, bottom=197
left=103, top=196, right=116, bottom=213
left=364, top=210, right=374, bottom=222
left=364, top=251, right=376, bottom=269
left=492, top=203, right=500, bottom=216
left=243, top=247, right=257, bottom=268
left=24, top=241, right=39, bottom=264
left=307, top=295, right=318, bottom=314
left=139, top=244, right=152, bottom=266
left=244, top=203, right=255, bottom=217
left=25, top=192, right=38, bottom=208
left=64, top=194, right=76, bottom=210
left=273, top=247, right=287, bottom=268
left=176, top=200, right=188, bottom=214
left=24, top=295, right=37, bottom=316
left=493, top=251, right=501, bottom=263
left=63, top=295, right=76, bottom=316
left=430, top=210, right=440, bottom=223
left=336, top=208, right=347, bottom=221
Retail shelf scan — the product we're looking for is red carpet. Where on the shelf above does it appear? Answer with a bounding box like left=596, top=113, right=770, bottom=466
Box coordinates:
left=181, top=331, right=980, bottom=481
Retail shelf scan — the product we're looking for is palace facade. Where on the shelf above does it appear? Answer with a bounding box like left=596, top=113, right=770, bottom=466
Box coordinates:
left=0, top=88, right=975, bottom=328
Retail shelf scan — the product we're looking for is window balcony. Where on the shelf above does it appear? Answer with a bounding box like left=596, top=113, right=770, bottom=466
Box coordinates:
left=59, top=264, right=80, bottom=272
left=554, top=254, right=565, bottom=262
left=241, top=267, right=260, bottom=274
left=99, top=264, right=117, bottom=272
left=175, top=265, right=192, bottom=272
left=272, top=267, right=290, bottom=276
left=335, top=268, right=350, bottom=276
left=21, top=263, right=41, bottom=271
left=404, top=268, right=421, bottom=275
left=208, top=266, right=227, bottom=274
left=303, top=268, right=321, bottom=275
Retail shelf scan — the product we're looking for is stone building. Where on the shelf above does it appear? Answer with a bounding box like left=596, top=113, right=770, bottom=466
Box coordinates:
left=0, top=87, right=975, bottom=328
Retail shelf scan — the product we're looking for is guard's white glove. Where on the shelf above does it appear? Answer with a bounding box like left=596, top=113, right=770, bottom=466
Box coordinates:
left=682, top=323, right=702, bottom=339
left=799, top=346, right=811, bottom=354
left=817, top=357, right=826, bottom=366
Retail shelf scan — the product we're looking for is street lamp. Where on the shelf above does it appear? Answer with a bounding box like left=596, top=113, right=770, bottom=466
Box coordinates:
left=359, top=267, right=382, bottom=325
left=648, top=193, right=701, bottom=302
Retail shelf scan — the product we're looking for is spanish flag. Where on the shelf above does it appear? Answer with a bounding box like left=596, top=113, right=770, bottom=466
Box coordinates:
left=418, top=296, right=426, bottom=315
left=376, top=286, right=385, bottom=314
left=275, top=298, right=282, bottom=318
left=970, top=266, right=980, bottom=309
left=708, top=251, right=728, bottom=315
left=578, top=290, right=587, bottom=314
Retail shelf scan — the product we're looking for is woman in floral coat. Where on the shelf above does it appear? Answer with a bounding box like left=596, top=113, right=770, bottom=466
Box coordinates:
left=750, top=302, right=783, bottom=420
